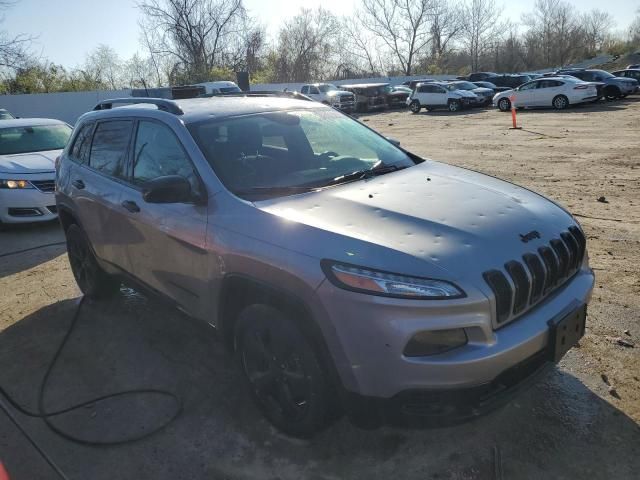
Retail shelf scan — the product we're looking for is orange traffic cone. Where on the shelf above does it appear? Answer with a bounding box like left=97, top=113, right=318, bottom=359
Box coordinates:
left=0, top=462, right=10, bottom=480
left=509, top=94, right=522, bottom=130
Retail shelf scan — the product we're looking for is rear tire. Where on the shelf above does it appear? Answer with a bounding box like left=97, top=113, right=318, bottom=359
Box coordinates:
left=235, top=304, right=332, bottom=437
left=409, top=100, right=421, bottom=114
left=66, top=224, right=120, bottom=299
left=552, top=95, right=569, bottom=110
left=498, top=98, right=511, bottom=112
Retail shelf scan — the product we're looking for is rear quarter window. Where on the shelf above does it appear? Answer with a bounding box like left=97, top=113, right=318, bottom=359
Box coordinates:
left=69, top=122, right=94, bottom=164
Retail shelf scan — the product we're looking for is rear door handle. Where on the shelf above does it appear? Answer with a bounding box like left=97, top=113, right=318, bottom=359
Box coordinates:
left=121, top=200, right=140, bottom=213
left=72, top=179, right=85, bottom=189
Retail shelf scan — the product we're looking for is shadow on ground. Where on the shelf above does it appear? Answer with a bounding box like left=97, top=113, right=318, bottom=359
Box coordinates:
left=1, top=291, right=639, bottom=480
left=0, top=221, right=66, bottom=278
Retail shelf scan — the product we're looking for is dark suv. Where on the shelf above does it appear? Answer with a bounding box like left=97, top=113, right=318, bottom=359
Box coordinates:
left=490, top=74, right=532, bottom=89
left=56, top=95, right=594, bottom=437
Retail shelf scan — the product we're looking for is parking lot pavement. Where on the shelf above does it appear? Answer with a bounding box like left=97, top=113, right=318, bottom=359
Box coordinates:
left=0, top=289, right=638, bottom=479
left=1, top=97, right=639, bottom=479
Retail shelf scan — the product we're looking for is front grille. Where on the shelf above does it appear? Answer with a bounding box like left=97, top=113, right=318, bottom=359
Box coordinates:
left=483, top=227, right=586, bottom=327
left=30, top=180, right=55, bottom=192
left=47, top=205, right=58, bottom=214
left=340, top=94, right=355, bottom=104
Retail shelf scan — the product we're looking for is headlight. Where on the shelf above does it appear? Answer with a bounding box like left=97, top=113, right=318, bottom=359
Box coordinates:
left=321, top=261, right=465, bottom=299
left=0, top=179, right=34, bottom=189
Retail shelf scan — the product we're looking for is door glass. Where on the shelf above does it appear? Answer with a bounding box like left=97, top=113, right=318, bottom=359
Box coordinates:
left=89, top=121, right=132, bottom=177
left=301, top=86, right=309, bottom=94
left=132, top=121, right=200, bottom=194
left=70, top=123, right=94, bottom=164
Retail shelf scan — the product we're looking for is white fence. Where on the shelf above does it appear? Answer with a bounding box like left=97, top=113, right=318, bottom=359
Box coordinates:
left=0, top=89, right=131, bottom=125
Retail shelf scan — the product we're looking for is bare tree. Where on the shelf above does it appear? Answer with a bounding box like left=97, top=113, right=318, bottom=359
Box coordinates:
left=581, top=10, right=614, bottom=56
left=138, top=0, right=248, bottom=83
left=430, top=0, right=464, bottom=68
left=81, top=44, right=123, bottom=90
left=342, top=17, right=383, bottom=76
left=461, top=0, right=500, bottom=71
left=272, top=8, right=341, bottom=82
left=359, top=0, right=436, bottom=75
left=0, top=1, right=32, bottom=69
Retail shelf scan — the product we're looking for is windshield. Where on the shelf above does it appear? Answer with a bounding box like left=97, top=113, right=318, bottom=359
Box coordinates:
left=0, top=124, right=72, bottom=155
left=188, top=109, right=416, bottom=198
left=319, top=84, right=338, bottom=93
left=453, top=81, right=476, bottom=90
left=444, top=84, right=459, bottom=91
left=0, top=110, right=14, bottom=120
left=593, top=70, right=615, bottom=79
left=220, top=86, right=241, bottom=93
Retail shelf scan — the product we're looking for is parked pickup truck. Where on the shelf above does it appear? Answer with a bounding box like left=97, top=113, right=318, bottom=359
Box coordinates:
left=300, top=83, right=356, bottom=112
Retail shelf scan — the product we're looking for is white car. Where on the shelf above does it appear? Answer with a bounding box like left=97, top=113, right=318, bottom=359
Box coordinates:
left=493, top=77, right=599, bottom=111
left=300, top=83, right=356, bottom=112
left=407, top=82, right=478, bottom=113
left=0, top=118, right=71, bottom=226
left=195, top=80, right=242, bottom=95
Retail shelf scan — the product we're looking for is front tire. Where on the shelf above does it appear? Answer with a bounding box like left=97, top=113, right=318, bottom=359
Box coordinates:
left=498, top=98, right=511, bottom=112
left=409, top=100, right=421, bottom=114
left=235, top=304, right=332, bottom=437
left=448, top=99, right=461, bottom=112
left=66, top=224, right=120, bottom=299
left=552, top=95, right=569, bottom=110
left=604, top=86, right=620, bottom=100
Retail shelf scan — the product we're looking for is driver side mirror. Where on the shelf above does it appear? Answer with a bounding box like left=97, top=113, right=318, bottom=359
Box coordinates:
left=387, top=137, right=401, bottom=147
left=142, top=175, right=193, bottom=204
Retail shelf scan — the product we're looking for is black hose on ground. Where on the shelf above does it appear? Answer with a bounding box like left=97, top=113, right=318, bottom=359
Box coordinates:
left=0, top=243, right=184, bottom=477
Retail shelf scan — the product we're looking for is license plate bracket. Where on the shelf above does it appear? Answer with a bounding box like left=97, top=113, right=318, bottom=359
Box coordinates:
left=547, top=304, right=587, bottom=363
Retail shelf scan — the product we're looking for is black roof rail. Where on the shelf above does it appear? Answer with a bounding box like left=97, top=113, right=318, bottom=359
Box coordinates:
left=93, top=98, right=184, bottom=115
left=198, top=91, right=314, bottom=102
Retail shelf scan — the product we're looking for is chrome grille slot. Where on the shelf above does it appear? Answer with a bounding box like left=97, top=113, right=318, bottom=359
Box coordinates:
left=550, top=239, right=570, bottom=279
left=523, top=253, right=545, bottom=304
left=483, top=270, right=512, bottom=324
left=504, top=261, right=530, bottom=315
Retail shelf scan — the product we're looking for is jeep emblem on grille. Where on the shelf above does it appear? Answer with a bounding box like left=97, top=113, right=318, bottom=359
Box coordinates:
left=520, top=230, right=541, bottom=243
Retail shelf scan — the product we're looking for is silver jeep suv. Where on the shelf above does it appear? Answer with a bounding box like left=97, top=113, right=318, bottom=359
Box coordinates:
left=56, top=95, right=594, bottom=436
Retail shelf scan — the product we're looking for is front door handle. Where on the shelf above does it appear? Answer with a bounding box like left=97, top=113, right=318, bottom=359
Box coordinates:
left=121, top=200, right=140, bottom=213
left=72, top=179, right=85, bottom=189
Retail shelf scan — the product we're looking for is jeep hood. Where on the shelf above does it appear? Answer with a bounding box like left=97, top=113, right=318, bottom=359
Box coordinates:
left=257, top=161, right=576, bottom=281
left=0, top=150, right=60, bottom=174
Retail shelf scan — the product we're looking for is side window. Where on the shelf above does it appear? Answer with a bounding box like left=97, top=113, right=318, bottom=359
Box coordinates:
left=69, top=122, right=94, bottom=164
left=418, top=85, right=429, bottom=93
left=520, top=82, right=537, bottom=90
left=132, top=121, right=200, bottom=194
left=301, top=86, right=309, bottom=94
left=309, top=86, right=320, bottom=94
left=434, top=87, right=446, bottom=94
left=89, top=121, right=132, bottom=177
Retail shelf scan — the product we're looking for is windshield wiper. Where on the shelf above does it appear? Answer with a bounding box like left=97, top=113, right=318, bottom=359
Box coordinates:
left=325, top=162, right=409, bottom=187
left=233, top=185, right=319, bottom=198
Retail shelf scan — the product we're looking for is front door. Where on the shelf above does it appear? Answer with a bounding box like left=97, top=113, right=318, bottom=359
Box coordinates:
left=513, top=81, right=539, bottom=107
left=117, top=119, right=209, bottom=318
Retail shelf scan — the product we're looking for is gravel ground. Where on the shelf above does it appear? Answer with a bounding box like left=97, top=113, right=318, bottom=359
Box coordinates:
left=0, top=98, right=638, bottom=480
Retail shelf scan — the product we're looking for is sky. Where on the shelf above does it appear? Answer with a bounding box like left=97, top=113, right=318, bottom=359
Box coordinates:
left=3, top=0, right=639, bottom=68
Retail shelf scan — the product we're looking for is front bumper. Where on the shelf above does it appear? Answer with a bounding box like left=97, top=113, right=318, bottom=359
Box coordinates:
left=316, top=265, right=594, bottom=399
left=0, top=176, right=58, bottom=224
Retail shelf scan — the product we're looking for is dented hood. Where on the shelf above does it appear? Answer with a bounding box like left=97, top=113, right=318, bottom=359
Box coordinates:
left=257, top=161, right=576, bottom=280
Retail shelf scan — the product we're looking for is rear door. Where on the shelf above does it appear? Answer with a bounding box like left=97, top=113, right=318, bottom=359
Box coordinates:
left=535, top=80, right=562, bottom=106
left=117, top=119, right=208, bottom=317
left=69, top=119, right=134, bottom=269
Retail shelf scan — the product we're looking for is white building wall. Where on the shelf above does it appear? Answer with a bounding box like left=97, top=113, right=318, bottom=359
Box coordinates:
left=0, top=89, right=131, bottom=125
